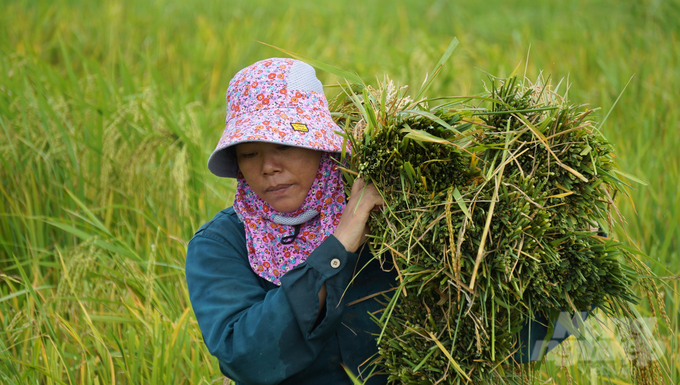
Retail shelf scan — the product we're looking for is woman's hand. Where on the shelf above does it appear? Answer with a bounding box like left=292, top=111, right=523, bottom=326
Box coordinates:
left=333, top=178, right=384, bottom=253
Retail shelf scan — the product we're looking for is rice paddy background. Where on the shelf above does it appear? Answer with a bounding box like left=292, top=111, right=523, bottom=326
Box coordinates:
left=0, top=0, right=678, bottom=383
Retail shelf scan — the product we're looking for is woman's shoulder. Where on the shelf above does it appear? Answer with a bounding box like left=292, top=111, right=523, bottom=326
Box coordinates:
left=191, top=206, right=245, bottom=244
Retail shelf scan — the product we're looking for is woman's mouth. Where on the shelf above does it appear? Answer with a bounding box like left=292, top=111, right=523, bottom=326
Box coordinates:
left=266, top=184, right=293, bottom=194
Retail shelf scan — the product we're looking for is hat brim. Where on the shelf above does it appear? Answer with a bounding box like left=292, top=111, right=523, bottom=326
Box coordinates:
left=207, top=106, right=346, bottom=178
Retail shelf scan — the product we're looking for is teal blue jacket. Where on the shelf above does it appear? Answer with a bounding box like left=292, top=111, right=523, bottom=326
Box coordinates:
left=185, top=207, right=396, bottom=385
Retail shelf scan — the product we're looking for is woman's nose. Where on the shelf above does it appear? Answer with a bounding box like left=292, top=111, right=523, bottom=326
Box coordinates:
left=261, top=153, right=282, bottom=175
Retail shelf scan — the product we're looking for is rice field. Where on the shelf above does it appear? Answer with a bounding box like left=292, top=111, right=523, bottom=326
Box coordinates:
left=1, top=0, right=678, bottom=384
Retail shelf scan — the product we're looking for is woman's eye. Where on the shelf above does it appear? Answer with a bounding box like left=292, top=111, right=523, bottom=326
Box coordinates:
left=240, top=152, right=257, bottom=159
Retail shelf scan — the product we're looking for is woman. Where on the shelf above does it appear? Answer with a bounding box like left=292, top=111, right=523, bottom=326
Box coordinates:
left=186, top=58, right=395, bottom=385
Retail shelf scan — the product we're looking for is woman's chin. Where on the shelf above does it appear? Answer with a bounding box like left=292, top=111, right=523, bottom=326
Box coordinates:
left=267, top=197, right=304, bottom=214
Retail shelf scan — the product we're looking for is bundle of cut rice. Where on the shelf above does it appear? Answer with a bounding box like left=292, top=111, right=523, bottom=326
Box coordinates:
left=324, top=42, right=668, bottom=384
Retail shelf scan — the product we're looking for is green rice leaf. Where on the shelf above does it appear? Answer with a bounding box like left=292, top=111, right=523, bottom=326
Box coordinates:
left=414, top=37, right=459, bottom=101
left=611, top=169, right=649, bottom=186
left=258, top=42, right=364, bottom=85
left=452, top=187, right=472, bottom=221
left=399, top=109, right=461, bottom=135
left=401, top=127, right=454, bottom=146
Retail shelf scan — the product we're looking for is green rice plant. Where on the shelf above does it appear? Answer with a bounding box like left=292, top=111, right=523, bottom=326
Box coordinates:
left=328, top=45, right=671, bottom=384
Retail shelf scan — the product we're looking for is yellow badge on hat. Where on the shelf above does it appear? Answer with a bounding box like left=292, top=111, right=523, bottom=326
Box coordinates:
left=290, top=123, right=308, bottom=132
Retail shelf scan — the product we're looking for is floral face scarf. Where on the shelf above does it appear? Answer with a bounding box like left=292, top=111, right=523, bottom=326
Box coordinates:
left=233, top=152, right=346, bottom=285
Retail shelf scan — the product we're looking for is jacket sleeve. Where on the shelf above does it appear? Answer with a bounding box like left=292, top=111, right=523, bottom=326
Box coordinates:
left=185, top=213, right=359, bottom=385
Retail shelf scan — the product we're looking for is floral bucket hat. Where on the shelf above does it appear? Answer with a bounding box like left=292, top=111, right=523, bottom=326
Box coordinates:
left=207, top=58, right=346, bottom=178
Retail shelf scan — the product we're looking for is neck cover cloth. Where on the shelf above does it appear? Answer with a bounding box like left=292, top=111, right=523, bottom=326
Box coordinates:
left=233, top=153, right=346, bottom=285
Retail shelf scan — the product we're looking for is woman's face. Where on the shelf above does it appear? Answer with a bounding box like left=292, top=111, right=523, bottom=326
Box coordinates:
left=235, top=142, right=322, bottom=213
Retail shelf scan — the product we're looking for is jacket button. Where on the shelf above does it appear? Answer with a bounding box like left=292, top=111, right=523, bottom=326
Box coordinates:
left=330, top=258, right=341, bottom=269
